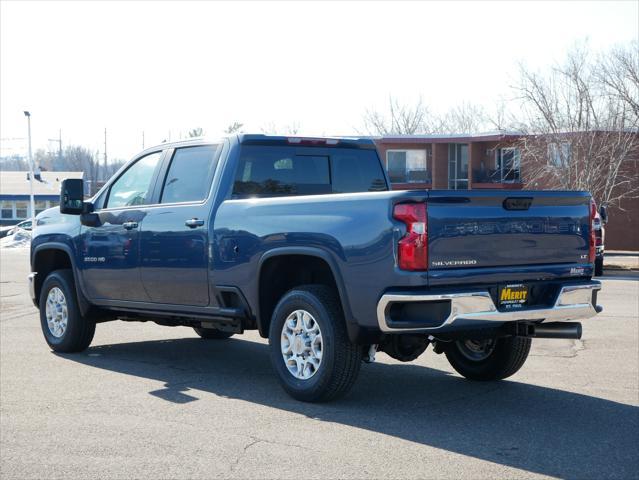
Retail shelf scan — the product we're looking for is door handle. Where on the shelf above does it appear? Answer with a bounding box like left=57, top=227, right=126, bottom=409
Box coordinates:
left=122, top=221, right=138, bottom=230
left=185, top=218, right=205, bottom=228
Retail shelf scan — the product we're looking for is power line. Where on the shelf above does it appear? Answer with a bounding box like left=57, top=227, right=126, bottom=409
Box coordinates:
left=47, top=129, right=62, bottom=162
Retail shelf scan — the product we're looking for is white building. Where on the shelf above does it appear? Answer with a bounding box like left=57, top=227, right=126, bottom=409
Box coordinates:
left=0, top=171, right=84, bottom=225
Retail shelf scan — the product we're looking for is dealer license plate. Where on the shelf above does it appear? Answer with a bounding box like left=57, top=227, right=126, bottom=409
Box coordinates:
left=498, top=284, right=529, bottom=309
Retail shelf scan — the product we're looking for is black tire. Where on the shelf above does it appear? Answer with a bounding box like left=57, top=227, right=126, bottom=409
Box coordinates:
left=594, top=257, right=604, bottom=276
left=444, top=336, right=531, bottom=381
left=193, top=327, right=234, bottom=340
left=268, top=285, right=361, bottom=402
left=39, top=269, right=95, bottom=353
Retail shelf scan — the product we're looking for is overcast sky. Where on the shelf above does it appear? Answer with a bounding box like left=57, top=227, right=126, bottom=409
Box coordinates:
left=1, top=0, right=637, bottom=161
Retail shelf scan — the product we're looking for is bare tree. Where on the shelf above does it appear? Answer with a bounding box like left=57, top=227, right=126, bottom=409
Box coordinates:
left=596, top=42, right=639, bottom=122
left=33, top=149, right=57, bottom=171
left=60, top=146, right=101, bottom=192
left=260, top=121, right=301, bottom=135
left=0, top=155, right=27, bottom=171
left=102, top=159, right=126, bottom=179
left=224, top=121, right=244, bottom=134
left=514, top=44, right=639, bottom=208
left=187, top=127, right=204, bottom=138
left=362, top=96, right=440, bottom=135
left=438, top=102, right=490, bottom=134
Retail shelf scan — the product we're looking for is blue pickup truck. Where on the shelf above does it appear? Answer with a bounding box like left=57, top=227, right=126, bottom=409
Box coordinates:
left=30, top=135, right=602, bottom=402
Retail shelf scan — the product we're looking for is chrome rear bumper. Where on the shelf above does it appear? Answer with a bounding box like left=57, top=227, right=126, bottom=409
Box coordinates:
left=377, top=281, right=601, bottom=333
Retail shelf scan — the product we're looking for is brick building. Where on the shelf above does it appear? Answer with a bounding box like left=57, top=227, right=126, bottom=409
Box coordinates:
left=374, top=133, right=638, bottom=251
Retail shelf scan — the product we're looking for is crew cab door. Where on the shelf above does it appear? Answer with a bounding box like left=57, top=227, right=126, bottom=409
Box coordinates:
left=139, top=144, right=220, bottom=306
left=80, top=150, right=164, bottom=302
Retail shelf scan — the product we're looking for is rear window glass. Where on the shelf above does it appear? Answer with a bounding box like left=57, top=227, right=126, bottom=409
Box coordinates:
left=232, top=146, right=387, bottom=197
left=331, top=151, right=388, bottom=193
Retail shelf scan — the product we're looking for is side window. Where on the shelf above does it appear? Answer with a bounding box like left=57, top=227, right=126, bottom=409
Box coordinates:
left=331, top=151, right=388, bottom=193
left=233, top=147, right=331, bottom=197
left=161, top=145, right=219, bottom=204
left=106, top=151, right=162, bottom=208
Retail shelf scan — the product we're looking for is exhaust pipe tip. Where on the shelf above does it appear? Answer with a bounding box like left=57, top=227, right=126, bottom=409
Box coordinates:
left=531, top=322, right=582, bottom=340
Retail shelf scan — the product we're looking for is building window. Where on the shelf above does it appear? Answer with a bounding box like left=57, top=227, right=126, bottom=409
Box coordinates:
left=1, top=201, right=13, bottom=219
left=15, top=201, right=28, bottom=219
left=496, top=148, right=521, bottom=182
left=386, top=150, right=429, bottom=183
left=548, top=142, right=571, bottom=167
left=35, top=200, right=48, bottom=215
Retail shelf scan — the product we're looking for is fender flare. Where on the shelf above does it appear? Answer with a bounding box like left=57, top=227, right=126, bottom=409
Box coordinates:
left=31, top=241, right=92, bottom=316
left=256, top=246, right=358, bottom=339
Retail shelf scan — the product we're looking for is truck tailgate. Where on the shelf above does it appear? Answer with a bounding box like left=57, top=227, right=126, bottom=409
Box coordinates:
left=427, top=191, right=591, bottom=269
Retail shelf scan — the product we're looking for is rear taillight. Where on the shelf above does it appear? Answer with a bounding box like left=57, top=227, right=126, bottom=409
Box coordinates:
left=589, top=198, right=597, bottom=263
left=393, top=202, right=428, bottom=271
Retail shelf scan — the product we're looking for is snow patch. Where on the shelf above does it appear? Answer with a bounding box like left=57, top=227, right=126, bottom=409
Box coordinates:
left=0, top=229, right=32, bottom=249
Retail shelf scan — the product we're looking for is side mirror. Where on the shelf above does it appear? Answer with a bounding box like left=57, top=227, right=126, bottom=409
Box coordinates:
left=60, top=178, right=85, bottom=215
left=599, top=205, right=608, bottom=225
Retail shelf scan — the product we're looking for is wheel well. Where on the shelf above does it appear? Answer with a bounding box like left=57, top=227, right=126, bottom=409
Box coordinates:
left=258, top=254, right=340, bottom=337
left=33, top=248, right=72, bottom=304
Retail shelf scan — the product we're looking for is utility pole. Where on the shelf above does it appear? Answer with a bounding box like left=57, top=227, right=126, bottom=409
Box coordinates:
left=142, top=130, right=145, bottom=149
left=23, top=111, right=35, bottom=224
left=103, top=127, right=107, bottom=181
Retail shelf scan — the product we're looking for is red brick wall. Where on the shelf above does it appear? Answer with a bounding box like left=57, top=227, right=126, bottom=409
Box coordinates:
left=605, top=197, right=639, bottom=251
left=517, top=141, right=639, bottom=251
left=432, top=143, right=448, bottom=188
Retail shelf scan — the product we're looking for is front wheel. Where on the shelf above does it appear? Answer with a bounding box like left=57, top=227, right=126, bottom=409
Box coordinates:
left=444, top=336, right=531, bottom=381
left=39, top=269, right=95, bottom=353
left=268, top=285, right=361, bottom=402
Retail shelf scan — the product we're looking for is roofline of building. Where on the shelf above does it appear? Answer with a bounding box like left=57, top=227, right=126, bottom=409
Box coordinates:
left=372, top=131, right=524, bottom=144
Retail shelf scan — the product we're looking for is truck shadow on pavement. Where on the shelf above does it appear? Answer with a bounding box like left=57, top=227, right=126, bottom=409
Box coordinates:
left=62, top=336, right=639, bottom=479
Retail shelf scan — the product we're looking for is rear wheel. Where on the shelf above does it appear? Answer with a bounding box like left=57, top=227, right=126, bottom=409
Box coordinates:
left=444, top=336, right=531, bottom=381
left=193, top=327, right=234, bottom=340
left=269, top=285, right=361, bottom=402
left=39, top=269, right=95, bottom=353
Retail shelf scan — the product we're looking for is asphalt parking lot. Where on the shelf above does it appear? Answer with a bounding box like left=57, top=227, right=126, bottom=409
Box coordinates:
left=1, top=248, right=638, bottom=479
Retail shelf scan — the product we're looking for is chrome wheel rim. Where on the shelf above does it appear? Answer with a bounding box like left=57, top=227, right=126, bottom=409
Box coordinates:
left=280, top=309, right=323, bottom=380
left=456, top=338, right=496, bottom=361
left=45, top=287, right=68, bottom=338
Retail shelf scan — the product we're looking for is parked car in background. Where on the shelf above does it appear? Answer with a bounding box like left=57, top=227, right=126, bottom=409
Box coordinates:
left=29, top=135, right=603, bottom=402
left=0, top=219, right=32, bottom=239
left=594, top=204, right=608, bottom=276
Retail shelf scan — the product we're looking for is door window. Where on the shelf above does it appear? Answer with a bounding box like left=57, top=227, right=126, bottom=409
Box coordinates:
left=160, top=145, right=219, bottom=204
left=106, top=152, right=162, bottom=208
